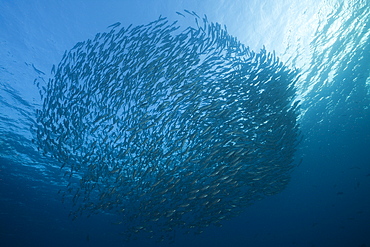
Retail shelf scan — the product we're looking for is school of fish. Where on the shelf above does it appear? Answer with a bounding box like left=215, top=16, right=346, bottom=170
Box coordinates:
left=35, top=12, right=300, bottom=241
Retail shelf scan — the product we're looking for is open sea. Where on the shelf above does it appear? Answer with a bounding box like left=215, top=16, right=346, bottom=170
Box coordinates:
left=1, top=0, right=369, bottom=246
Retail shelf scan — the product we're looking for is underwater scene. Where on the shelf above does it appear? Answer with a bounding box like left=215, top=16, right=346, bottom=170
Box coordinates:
left=1, top=0, right=369, bottom=246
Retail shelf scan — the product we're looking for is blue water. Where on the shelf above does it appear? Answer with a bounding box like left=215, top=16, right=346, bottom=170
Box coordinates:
left=1, top=0, right=369, bottom=246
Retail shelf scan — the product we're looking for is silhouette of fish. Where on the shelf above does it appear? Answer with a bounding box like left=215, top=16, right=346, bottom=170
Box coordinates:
left=35, top=12, right=300, bottom=241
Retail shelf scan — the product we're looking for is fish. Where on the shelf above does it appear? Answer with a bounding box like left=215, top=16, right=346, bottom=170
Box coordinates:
left=35, top=13, right=300, bottom=242
left=32, top=64, right=45, bottom=75
left=176, top=11, right=185, bottom=18
left=107, top=22, right=121, bottom=29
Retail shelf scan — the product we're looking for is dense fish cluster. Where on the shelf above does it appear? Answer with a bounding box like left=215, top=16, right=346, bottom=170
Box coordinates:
left=35, top=12, right=300, bottom=241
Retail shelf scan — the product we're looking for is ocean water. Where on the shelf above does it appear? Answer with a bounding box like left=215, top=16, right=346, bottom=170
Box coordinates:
left=1, top=0, right=369, bottom=247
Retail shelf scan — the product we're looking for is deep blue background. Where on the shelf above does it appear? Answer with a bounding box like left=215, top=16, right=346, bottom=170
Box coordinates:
left=1, top=0, right=369, bottom=246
